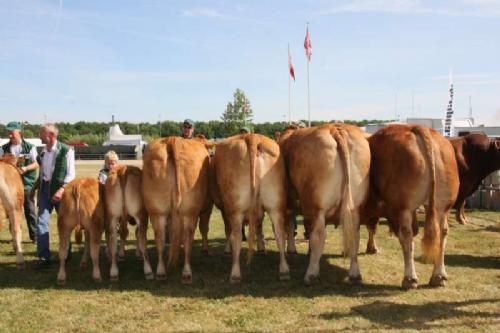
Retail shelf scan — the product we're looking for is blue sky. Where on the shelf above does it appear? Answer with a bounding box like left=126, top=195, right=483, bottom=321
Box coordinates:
left=1, top=0, right=499, bottom=125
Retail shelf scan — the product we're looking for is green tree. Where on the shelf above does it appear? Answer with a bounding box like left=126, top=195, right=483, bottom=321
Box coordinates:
left=221, top=89, right=253, bottom=136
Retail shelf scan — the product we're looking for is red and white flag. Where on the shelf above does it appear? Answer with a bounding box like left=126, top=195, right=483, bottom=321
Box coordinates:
left=288, top=48, right=295, bottom=81
left=304, top=25, right=312, bottom=61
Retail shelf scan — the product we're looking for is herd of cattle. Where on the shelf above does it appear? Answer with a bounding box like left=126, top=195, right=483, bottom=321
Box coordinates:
left=0, top=124, right=499, bottom=289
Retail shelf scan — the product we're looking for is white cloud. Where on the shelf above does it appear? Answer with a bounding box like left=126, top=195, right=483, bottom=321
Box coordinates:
left=321, top=0, right=500, bottom=16
left=182, top=8, right=224, bottom=18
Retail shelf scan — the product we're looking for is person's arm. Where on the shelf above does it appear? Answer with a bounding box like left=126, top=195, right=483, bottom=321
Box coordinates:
left=0, top=147, right=4, bottom=157
left=52, top=148, right=75, bottom=202
left=19, top=146, right=39, bottom=174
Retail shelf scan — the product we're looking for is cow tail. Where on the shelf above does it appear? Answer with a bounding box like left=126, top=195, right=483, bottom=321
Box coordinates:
left=412, top=126, right=440, bottom=264
left=245, top=134, right=259, bottom=263
left=73, top=183, right=82, bottom=231
left=331, top=127, right=356, bottom=258
left=118, top=167, right=128, bottom=222
left=169, top=138, right=183, bottom=208
left=167, top=138, right=183, bottom=267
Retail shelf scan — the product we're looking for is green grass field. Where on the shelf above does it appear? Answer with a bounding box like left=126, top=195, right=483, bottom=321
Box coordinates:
left=0, top=162, right=499, bottom=332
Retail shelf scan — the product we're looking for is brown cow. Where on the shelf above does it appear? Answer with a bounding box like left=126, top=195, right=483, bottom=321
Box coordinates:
left=279, top=124, right=370, bottom=285
left=365, top=133, right=500, bottom=254
left=142, top=136, right=210, bottom=283
left=105, top=164, right=150, bottom=281
left=0, top=154, right=25, bottom=268
left=449, top=133, right=500, bottom=224
left=57, top=178, right=105, bottom=284
left=363, top=124, right=459, bottom=289
left=213, top=133, right=290, bottom=283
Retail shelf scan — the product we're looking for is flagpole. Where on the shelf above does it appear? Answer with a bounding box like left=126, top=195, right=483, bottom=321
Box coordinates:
left=288, top=43, right=291, bottom=124
left=307, top=55, right=310, bottom=127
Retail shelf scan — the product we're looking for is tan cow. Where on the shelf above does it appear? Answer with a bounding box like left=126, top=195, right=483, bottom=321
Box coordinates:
left=105, top=164, right=150, bottom=281
left=142, top=136, right=210, bottom=283
left=0, top=154, right=25, bottom=268
left=363, top=124, right=459, bottom=289
left=57, top=178, right=105, bottom=284
left=279, top=124, right=370, bottom=285
left=213, top=133, right=290, bottom=283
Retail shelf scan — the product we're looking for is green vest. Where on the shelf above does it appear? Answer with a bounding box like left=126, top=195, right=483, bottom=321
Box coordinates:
left=2, top=139, right=37, bottom=191
left=39, top=141, right=71, bottom=198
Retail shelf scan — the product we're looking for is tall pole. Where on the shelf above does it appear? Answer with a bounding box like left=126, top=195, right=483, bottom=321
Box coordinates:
left=288, top=43, right=291, bottom=124
left=307, top=57, right=310, bottom=127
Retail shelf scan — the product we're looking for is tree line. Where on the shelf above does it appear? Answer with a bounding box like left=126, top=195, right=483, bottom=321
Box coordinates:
left=0, top=119, right=390, bottom=146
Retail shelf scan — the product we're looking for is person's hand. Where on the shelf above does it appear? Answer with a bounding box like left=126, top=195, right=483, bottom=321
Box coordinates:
left=29, top=187, right=37, bottom=202
left=18, top=166, right=26, bottom=175
left=51, top=187, right=65, bottom=203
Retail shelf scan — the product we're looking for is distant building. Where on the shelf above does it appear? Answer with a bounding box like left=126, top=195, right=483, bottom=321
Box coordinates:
left=103, top=124, right=146, bottom=159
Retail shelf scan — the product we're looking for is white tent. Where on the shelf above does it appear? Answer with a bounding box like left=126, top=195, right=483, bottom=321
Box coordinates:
left=102, top=124, right=146, bottom=159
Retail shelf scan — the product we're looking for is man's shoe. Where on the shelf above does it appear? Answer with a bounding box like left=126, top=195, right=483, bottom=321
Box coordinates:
left=35, top=259, right=52, bottom=270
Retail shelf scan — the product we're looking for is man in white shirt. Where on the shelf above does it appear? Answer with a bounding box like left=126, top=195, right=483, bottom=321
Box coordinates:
left=35, top=123, right=75, bottom=268
left=0, top=121, right=39, bottom=242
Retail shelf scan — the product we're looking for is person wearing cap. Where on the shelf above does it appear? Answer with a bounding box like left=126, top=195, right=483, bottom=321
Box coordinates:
left=0, top=121, right=39, bottom=242
left=239, top=126, right=251, bottom=134
left=181, top=119, right=195, bottom=139
left=298, top=121, right=306, bottom=128
left=35, top=123, right=75, bottom=268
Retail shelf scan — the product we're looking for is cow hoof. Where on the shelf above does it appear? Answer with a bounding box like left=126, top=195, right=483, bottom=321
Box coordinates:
left=257, top=249, right=266, bottom=255
left=145, top=272, right=154, bottom=280
left=366, top=247, right=378, bottom=255
left=93, top=277, right=102, bottom=283
left=16, top=262, right=25, bottom=270
left=156, top=274, right=167, bottom=281
left=224, top=251, right=231, bottom=256
left=279, top=272, right=291, bottom=281
left=110, top=275, right=119, bottom=282
left=429, top=275, right=447, bottom=287
left=304, top=275, right=320, bottom=286
left=229, top=276, right=241, bottom=284
left=349, top=275, right=363, bottom=284
left=286, top=250, right=298, bottom=255
left=181, top=274, right=193, bottom=284
left=57, top=278, right=66, bottom=285
left=401, top=277, right=418, bottom=290
left=80, top=261, right=88, bottom=268
left=201, top=249, right=212, bottom=256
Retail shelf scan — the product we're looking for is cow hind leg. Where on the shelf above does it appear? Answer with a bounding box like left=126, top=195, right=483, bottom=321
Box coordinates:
left=365, top=217, right=379, bottom=254
left=429, top=210, right=450, bottom=287
left=151, top=214, right=167, bottom=280
left=267, top=210, right=290, bottom=281
left=9, top=209, right=24, bottom=268
left=395, top=210, right=418, bottom=290
left=304, top=214, right=326, bottom=285
left=57, top=218, right=73, bottom=285
left=80, top=229, right=91, bottom=268
left=135, top=215, right=153, bottom=280
left=108, top=216, right=120, bottom=282
left=198, top=208, right=212, bottom=255
left=181, top=216, right=197, bottom=284
left=118, top=217, right=129, bottom=261
left=89, top=225, right=103, bottom=283
left=347, top=209, right=362, bottom=283
left=455, top=201, right=467, bottom=225
left=228, top=213, right=244, bottom=283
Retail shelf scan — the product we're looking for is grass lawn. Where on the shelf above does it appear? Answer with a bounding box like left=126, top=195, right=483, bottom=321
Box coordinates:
left=0, top=161, right=499, bottom=332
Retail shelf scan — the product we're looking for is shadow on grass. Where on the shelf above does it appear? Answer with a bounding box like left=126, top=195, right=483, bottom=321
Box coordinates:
left=445, top=254, right=500, bottom=270
left=319, top=298, right=500, bottom=330
left=0, top=237, right=402, bottom=299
